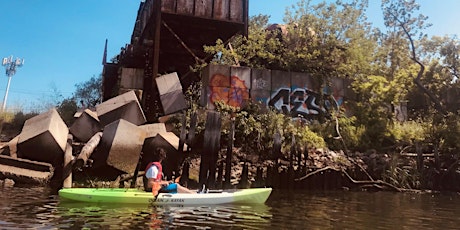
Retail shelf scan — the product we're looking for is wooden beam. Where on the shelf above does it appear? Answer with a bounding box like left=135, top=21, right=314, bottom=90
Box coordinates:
left=152, top=0, right=162, bottom=81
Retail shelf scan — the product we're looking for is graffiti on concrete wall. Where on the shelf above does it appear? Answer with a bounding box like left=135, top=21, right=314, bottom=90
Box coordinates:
left=203, top=64, right=348, bottom=119
left=268, top=87, right=342, bottom=120
left=209, top=74, right=249, bottom=108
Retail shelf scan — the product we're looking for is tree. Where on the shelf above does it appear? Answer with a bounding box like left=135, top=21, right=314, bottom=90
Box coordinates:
left=421, top=35, right=460, bottom=83
left=73, top=75, right=102, bottom=108
left=381, top=0, right=446, bottom=114
left=204, top=14, right=285, bottom=69
left=57, top=98, right=78, bottom=126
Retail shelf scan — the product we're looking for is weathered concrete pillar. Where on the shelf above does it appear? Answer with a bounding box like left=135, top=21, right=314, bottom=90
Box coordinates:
left=63, top=139, right=73, bottom=188
left=92, top=119, right=146, bottom=177
left=17, top=108, right=68, bottom=165
left=69, top=109, right=102, bottom=142
left=96, top=90, right=147, bottom=127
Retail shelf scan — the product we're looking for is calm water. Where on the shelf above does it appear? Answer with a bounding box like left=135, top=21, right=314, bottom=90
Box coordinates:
left=1, top=185, right=460, bottom=229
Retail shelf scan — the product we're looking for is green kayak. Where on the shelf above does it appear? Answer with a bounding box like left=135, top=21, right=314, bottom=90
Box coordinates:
left=59, top=187, right=272, bottom=205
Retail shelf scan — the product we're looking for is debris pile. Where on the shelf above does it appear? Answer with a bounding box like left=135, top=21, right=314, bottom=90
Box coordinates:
left=0, top=87, right=188, bottom=186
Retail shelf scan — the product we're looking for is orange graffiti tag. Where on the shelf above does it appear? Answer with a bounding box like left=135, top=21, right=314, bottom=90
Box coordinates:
left=209, top=74, right=249, bottom=108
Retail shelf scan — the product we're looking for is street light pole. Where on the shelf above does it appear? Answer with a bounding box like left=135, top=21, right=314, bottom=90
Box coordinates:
left=1, top=56, right=24, bottom=112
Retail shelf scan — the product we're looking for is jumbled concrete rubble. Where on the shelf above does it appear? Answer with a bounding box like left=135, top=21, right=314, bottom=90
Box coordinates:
left=0, top=89, right=187, bottom=186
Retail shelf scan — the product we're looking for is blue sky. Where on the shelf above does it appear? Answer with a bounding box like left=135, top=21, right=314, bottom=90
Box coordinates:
left=0, top=0, right=458, bottom=112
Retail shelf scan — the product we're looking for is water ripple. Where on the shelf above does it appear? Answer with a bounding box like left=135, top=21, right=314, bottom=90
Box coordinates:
left=2, top=186, right=460, bottom=229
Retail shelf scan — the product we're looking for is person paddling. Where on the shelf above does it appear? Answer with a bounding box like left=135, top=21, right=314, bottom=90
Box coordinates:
left=144, top=148, right=195, bottom=196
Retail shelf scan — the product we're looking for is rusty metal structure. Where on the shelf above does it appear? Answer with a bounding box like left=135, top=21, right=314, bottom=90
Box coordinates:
left=102, top=0, right=249, bottom=122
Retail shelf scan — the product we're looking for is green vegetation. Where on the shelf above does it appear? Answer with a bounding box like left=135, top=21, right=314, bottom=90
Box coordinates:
left=2, top=0, right=460, bottom=192
left=0, top=75, right=101, bottom=137
left=198, top=0, right=460, bottom=191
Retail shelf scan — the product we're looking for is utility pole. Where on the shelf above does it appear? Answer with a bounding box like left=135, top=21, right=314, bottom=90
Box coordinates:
left=1, top=56, right=24, bottom=112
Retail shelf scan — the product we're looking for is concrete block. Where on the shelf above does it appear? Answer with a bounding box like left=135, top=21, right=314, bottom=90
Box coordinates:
left=139, top=123, right=167, bottom=138
left=69, top=109, right=102, bottom=142
left=93, top=119, right=146, bottom=175
left=291, top=72, right=316, bottom=91
left=142, top=132, right=187, bottom=160
left=96, top=90, right=147, bottom=127
left=271, top=70, right=290, bottom=90
left=230, top=66, right=251, bottom=89
left=17, top=108, right=68, bottom=164
left=251, top=68, right=271, bottom=91
left=118, top=88, right=143, bottom=101
left=207, top=86, right=229, bottom=110
left=160, top=90, right=188, bottom=115
left=229, top=83, right=250, bottom=108
left=155, top=72, right=182, bottom=95
left=203, top=64, right=230, bottom=87
left=0, top=155, right=54, bottom=185
left=8, top=135, right=19, bottom=158
left=158, top=132, right=188, bottom=152
left=251, top=89, right=271, bottom=105
left=119, top=67, right=144, bottom=89
left=141, top=132, right=187, bottom=179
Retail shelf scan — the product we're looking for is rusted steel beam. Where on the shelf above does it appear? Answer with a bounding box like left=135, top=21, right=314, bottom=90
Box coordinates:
left=152, top=0, right=161, bottom=80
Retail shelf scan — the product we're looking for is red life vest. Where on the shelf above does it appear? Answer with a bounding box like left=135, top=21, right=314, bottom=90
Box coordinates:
left=145, top=162, right=162, bottom=181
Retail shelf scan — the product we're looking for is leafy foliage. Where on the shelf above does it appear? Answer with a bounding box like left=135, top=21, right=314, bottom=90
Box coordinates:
left=383, top=155, right=420, bottom=189
left=213, top=100, right=325, bottom=160
left=57, top=98, right=78, bottom=126
left=73, top=75, right=102, bottom=108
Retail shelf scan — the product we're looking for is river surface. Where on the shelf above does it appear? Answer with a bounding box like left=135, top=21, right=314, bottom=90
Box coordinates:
left=1, top=184, right=460, bottom=229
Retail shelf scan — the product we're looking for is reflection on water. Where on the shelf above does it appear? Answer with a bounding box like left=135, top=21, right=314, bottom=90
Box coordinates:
left=0, top=185, right=271, bottom=229
left=56, top=202, right=271, bottom=229
left=1, top=185, right=460, bottom=229
left=0, top=186, right=60, bottom=229
left=267, top=190, right=460, bottom=229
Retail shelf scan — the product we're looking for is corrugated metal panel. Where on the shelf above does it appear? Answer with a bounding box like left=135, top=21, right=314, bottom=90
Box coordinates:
left=229, top=0, right=243, bottom=21
left=177, top=0, right=194, bottom=15
left=213, top=0, right=230, bottom=20
left=161, top=0, right=176, bottom=13
left=195, top=0, right=213, bottom=17
left=131, top=0, right=247, bottom=46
